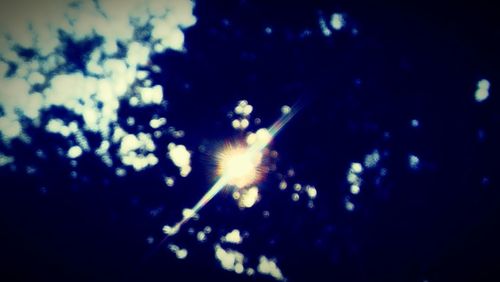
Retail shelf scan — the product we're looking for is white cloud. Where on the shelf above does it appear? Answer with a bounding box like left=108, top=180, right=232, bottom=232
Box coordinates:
left=0, top=116, right=22, bottom=140
left=0, top=61, right=8, bottom=76
left=0, top=0, right=196, bottom=171
left=27, top=72, right=45, bottom=85
left=138, top=85, right=163, bottom=104
left=45, top=119, right=64, bottom=135
left=126, top=42, right=150, bottom=67
left=0, top=78, right=30, bottom=117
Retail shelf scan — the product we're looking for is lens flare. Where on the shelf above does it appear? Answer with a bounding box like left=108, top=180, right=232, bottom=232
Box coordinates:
left=161, top=103, right=301, bottom=239
left=217, top=144, right=264, bottom=189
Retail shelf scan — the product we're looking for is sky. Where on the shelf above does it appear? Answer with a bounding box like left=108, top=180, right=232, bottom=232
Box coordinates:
left=1, top=0, right=499, bottom=281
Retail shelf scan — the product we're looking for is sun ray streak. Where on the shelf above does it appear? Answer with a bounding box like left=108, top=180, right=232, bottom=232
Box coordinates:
left=162, top=104, right=300, bottom=239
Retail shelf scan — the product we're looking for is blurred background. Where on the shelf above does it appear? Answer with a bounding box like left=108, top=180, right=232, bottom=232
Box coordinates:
left=0, top=0, right=499, bottom=281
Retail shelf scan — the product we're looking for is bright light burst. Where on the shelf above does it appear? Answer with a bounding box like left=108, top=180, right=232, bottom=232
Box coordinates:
left=162, top=103, right=300, bottom=237
left=217, top=143, right=263, bottom=189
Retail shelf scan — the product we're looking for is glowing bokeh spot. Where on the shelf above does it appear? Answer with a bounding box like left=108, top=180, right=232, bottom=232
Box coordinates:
left=257, top=256, right=285, bottom=281
left=222, top=229, right=243, bottom=244
left=239, top=186, right=260, bottom=208
left=168, top=143, right=192, bottom=177
left=67, top=145, right=83, bottom=159
left=281, top=105, right=291, bottom=115
left=350, top=184, right=360, bottom=195
left=164, top=176, right=175, bottom=187
left=168, top=244, right=188, bottom=259
left=215, top=244, right=246, bottom=273
left=330, top=13, right=345, bottom=30
left=475, top=79, right=490, bottom=102
left=306, top=185, right=317, bottom=199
